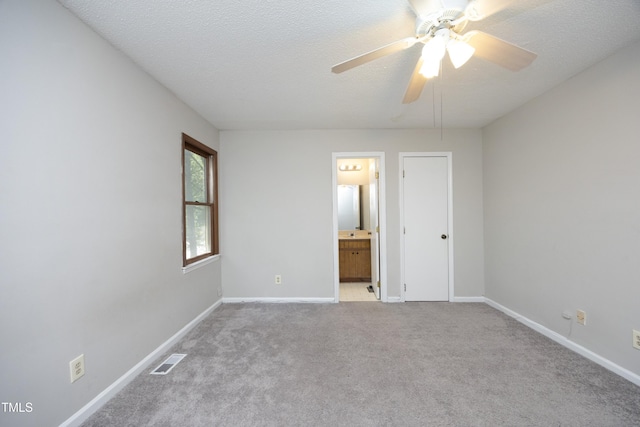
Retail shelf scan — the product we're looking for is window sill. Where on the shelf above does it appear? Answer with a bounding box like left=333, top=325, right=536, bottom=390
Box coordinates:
left=182, top=254, right=220, bottom=274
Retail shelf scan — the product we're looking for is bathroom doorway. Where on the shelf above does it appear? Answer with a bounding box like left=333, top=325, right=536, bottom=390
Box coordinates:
left=332, top=152, right=387, bottom=302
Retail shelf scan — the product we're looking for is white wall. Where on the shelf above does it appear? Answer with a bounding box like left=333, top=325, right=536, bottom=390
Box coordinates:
left=220, top=129, right=484, bottom=300
left=483, top=40, right=640, bottom=376
left=0, top=1, right=221, bottom=425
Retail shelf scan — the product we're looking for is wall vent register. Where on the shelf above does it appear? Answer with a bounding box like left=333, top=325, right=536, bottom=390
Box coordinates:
left=150, top=354, right=187, bottom=375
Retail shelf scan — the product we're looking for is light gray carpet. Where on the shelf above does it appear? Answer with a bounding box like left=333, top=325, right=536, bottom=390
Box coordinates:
left=82, top=303, right=640, bottom=426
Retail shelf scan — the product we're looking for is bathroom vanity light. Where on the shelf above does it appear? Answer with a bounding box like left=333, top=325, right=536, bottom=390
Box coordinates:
left=339, top=164, right=363, bottom=172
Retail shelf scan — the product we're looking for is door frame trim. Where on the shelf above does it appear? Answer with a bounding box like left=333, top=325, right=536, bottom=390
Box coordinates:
left=399, top=152, right=454, bottom=302
left=332, top=152, right=388, bottom=302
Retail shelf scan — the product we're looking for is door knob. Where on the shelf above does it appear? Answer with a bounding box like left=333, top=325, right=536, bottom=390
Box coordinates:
left=441, top=234, right=447, bottom=239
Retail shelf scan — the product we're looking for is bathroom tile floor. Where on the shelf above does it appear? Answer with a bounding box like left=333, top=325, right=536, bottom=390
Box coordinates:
left=339, top=282, right=378, bottom=302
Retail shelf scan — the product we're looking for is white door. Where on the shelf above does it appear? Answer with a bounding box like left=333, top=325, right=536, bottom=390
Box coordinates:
left=368, top=159, right=380, bottom=299
left=402, top=156, right=450, bottom=301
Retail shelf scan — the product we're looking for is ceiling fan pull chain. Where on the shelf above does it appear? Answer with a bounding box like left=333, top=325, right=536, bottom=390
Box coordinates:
left=440, top=62, right=444, bottom=141
left=432, top=77, right=436, bottom=128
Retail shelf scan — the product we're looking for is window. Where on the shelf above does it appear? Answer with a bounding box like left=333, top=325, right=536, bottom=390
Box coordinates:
left=182, top=133, right=218, bottom=266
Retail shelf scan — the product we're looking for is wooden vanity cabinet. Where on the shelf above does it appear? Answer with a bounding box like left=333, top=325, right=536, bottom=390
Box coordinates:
left=339, top=239, right=371, bottom=282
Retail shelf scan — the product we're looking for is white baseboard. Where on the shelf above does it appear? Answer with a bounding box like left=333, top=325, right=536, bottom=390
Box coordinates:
left=386, top=296, right=403, bottom=303
left=222, top=297, right=334, bottom=304
left=485, top=298, right=640, bottom=387
left=60, top=299, right=223, bottom=427
left=452, top=296, right=485, bottom=303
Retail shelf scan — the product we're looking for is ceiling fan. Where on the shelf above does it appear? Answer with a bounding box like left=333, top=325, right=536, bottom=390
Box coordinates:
left=331, top=0, right=537, bottom=104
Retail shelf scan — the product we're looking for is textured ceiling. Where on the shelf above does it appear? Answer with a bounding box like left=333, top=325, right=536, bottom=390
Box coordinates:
left=58, top=0, right=640, bottom=130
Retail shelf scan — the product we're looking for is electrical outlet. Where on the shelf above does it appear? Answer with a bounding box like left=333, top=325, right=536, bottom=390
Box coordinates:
left=275, top=275, right=282, bottom=285
left=217, top=287, right=223, bottom=297
left=70, top=354, right=85, bottom=383
left=633, top=329, right=640, bottom=350
left=576, top=310, right=586, bottom=326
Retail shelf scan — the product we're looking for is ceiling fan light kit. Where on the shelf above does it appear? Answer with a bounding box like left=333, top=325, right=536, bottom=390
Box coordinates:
left=446, top=38, right=476, bottom=68
left=331, top=0, right=537, bottom=104
left=419, top=30, right=447, bottom=78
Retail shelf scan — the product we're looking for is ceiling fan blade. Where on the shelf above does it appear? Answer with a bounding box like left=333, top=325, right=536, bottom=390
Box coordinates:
left=331, top=37, right=418, bottom=74
left=402, top=57, right=428, bottom=104
left=464, top=30, right=537, bottom=71
left=465, top=0, right=516, bottom=21
left=408, top=0, right=443, bottom=18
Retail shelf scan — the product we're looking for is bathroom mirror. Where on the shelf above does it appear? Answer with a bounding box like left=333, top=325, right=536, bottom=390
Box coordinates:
left=337, top=185, right=361, bottom=230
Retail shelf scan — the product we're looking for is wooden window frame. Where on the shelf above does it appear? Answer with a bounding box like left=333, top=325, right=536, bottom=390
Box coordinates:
left=182, top=133, right=219, bottom=266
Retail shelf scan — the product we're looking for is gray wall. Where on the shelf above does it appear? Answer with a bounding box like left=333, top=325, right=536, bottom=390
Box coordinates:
left=483, top=40, right=640, bottom=376
left=0, top=1, right=221, bottom=425
left=219, top=129, right=485, bottom=300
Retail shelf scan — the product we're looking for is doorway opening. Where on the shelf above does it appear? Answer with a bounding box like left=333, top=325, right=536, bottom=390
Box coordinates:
left=332, top=153, right=387, bottom=302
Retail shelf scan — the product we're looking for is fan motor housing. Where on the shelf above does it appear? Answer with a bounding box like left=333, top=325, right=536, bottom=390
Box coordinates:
left=416, top=9, right=467, bottom=38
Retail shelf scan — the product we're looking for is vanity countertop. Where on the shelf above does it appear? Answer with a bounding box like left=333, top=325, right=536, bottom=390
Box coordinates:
left=338, top=231, right=372, bottom=240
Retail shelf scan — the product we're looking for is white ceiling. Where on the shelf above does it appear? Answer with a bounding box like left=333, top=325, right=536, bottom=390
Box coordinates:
left=58, top=0, right=640, bottom=130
